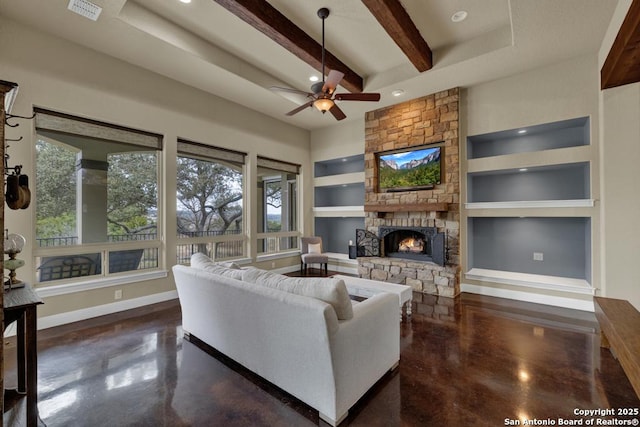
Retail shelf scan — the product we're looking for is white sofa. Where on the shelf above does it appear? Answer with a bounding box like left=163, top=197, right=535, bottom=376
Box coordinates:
left=172, top=260, right=400, bottom=426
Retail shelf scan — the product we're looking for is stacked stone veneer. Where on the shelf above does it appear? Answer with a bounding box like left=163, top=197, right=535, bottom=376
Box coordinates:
left=360, top=88, right=460, bottom=298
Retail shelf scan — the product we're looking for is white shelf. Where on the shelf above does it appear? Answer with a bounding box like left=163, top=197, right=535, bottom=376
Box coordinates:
left=464, top=268, right=594, bottom=295
left=314, top=172, right=364, bottom=188
left=466, top=145, right=592, bottom=174
left=313, top=206, right=365, bottom=217
left=465, top=199, right=595, bottom=210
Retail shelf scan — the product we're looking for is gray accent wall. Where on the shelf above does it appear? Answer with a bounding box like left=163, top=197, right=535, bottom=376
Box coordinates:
left=467, top=117, right=589, bottom=159
left=468, top=217, right=591, bottom=281
left=314, top=183, right=365, bottom=207
left=315, top=217, right=365, bottom=254
left=468, top=163, right=590, bottom=202
left=314, top=154, right=364, bottom=177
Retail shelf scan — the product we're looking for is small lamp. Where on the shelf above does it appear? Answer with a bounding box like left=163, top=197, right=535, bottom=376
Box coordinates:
left=4, top=231, right=26, bottom=287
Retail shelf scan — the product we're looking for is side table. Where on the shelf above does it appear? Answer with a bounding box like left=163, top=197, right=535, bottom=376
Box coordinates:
left=4, top=284, right=43, bottom=426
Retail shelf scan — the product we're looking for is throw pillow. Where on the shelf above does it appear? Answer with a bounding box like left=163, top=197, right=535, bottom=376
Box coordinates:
left=242, top=268, right=353, bottom=320
left=308, top=243, right=322, bottom=254
left=190, top=252, right=244, bottom=280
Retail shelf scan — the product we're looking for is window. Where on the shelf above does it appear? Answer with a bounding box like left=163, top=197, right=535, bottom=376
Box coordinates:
left=34, top=109, right=162, bottom=283
left=176, top=140, right=245, bottom=264
left=256, top=156, right=300, bottom=255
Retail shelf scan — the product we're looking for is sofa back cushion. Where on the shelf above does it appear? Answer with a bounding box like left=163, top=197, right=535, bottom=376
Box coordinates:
left=190, top=252, right=244, bottom=280
left=242, top=268, right=353, bottom=320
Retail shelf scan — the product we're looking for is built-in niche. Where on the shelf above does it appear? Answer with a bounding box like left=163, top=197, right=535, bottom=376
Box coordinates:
left=315, top=217, right=364, bottom=253
left=467, top=162, right=590, bottom=203
left=467, top=216, right=591, bottom=282
left=313, top=154, right=365, bottom=255
left=467, top=116, right=589, bottom=159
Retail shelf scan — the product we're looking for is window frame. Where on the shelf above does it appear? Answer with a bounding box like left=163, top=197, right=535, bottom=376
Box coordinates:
left=176, top=139, right=247, bottom=265
left=256, top=156, right=301, bottom=256
left=33, top=108, right=164, bottom=286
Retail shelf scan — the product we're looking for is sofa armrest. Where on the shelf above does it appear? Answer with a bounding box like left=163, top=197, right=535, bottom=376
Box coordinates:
left=329, top=292, right=400, bottom=418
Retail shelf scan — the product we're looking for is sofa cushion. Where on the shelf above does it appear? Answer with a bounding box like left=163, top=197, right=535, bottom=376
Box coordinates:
left=242, top=268, right=353, bottom=320
left=190, top=252, right=244, bottom=280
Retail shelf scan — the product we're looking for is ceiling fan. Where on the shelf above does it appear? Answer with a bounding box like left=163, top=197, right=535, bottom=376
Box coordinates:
left=270, top=7, right=381, bottom=121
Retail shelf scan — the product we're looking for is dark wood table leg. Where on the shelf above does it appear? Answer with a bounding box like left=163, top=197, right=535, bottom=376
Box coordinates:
left=25, top=305, right=38, bottom=426
left=16, top=311, right=26, bottom=393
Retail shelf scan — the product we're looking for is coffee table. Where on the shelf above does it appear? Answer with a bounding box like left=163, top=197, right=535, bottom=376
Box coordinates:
left=334, top=275, right=412, bottom=322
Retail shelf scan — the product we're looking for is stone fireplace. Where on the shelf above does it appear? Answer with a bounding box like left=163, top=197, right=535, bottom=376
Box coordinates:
left=358, top=88, right=460, bottom=298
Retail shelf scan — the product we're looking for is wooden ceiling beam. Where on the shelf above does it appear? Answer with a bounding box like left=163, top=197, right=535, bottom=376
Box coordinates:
left=212, top=0, right=363, bottom=93
left=361, top=0, right=432, bottom=72
left=601, top=0, right=640, bottom=90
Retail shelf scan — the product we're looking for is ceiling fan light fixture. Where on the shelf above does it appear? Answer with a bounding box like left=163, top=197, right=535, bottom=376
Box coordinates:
left=314, top=97, right=334, bottom=113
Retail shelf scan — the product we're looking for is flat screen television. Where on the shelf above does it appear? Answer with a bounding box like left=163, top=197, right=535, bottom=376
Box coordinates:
left=377, top=144, right=442, bottom=192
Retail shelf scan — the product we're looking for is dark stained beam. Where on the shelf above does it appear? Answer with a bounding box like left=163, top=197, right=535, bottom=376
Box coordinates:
left=601, top=0, right=640, bottom=90
left=212, top=0, right=363, bottom=93
left=361, top=0, right=432, bottom=72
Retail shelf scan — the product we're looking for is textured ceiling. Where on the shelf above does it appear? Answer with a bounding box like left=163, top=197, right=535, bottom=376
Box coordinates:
left=0, top=0, right=619, bottom=130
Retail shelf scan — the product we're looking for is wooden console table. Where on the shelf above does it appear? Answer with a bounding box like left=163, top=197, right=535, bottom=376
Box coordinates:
left=3, top=284, right=43, bottom=426
left=594, top=296, right=640, bottom=399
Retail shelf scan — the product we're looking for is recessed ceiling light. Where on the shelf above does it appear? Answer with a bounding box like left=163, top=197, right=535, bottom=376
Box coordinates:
left=391, top=89, right=405, bottom=97
left=309, top=75, right=320, bottom=82
left=519, top=168, right=528, bottom=172
left=518, top=129, right=527, bottom=134
left=179, top=0, right=192, bottom=3
left=451, top=10, right=468, bottom=23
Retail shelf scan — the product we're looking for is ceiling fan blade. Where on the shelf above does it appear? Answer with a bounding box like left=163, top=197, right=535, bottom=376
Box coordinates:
left=286, top=100, right=314, bottom=116
left=335, top=93, right=381, bottom=102
left=322, top=70, right=345, bottom=94
left=270, top=86, right=313, bottom=97
left=329, top=104, right=346, bottom=121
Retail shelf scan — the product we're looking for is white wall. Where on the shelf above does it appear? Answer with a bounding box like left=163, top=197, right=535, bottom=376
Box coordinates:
left=310, top=119, right=365, bottom=162
left=600, top=84, right=640, bottom=310
left=0, top=17, right=310, bottom=320
left=597, top=0, right=640, bottom=311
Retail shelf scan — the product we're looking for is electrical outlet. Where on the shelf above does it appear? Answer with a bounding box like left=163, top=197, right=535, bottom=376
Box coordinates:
left=114, top=289, right=123, bottom=300
left=533, top=252, right=544, bottom=261
left=271, top=261, right=276, bottom=268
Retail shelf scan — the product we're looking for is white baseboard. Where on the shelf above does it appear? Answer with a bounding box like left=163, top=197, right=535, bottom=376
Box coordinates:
left=461, top=283, right=595, bottom=312
left=33, top=290, right=179, bottom=333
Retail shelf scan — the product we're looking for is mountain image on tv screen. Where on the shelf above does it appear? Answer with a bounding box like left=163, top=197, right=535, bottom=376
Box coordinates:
left=379, top=146, right=441, bottom=191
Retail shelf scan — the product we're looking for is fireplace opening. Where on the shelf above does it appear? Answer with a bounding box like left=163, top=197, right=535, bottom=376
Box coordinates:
left=398, top=236, right=426, bottom=253
left=378, top=226, right=446, bottom=265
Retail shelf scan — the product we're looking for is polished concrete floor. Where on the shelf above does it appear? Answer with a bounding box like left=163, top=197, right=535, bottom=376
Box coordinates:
left=4, top=292, right=639, bottom=426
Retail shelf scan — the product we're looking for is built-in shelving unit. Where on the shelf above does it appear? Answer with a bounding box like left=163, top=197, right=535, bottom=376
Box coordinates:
left=463, top=117, right=596, bottom=297
left=313, top=154, right=365, bottom=254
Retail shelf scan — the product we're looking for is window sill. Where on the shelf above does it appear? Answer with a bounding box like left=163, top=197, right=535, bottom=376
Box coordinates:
left=35, top=269, right=168, bottom=298
left=256, top=251, right=300, bottom=262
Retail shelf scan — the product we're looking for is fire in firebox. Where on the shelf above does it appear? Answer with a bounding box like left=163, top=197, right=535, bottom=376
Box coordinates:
left=398, top=237, right=425, bottom=253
